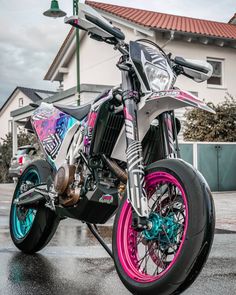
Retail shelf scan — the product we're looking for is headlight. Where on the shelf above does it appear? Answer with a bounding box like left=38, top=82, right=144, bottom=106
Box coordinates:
left=145, top=63, right=170, bottom=91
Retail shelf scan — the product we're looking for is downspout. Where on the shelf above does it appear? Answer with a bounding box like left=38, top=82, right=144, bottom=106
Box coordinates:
left=73, top=0, right=80, bottom=105
left=161, top=30, right=175, bottom=49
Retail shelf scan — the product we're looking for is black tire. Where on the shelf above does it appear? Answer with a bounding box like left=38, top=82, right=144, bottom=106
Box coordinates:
left=10, top=160, right=60, bottom=254
left=112, top=159, right=215, bottom=295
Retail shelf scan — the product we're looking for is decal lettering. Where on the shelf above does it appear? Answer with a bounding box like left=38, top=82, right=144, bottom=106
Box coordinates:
left=125, top=119, right=135, bottom=140
left=99, top=194, right=114, bottom=204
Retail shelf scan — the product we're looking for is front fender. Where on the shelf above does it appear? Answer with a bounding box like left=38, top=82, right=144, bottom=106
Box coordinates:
left=146, top=89, right=215, bottom=114
left=111, top=89, right=215, bottom=162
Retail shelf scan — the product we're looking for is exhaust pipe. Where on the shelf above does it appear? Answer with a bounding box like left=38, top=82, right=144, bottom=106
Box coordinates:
left=102, top=155, right=127, bottom=184
left=14, top=184, right=49, bottom=207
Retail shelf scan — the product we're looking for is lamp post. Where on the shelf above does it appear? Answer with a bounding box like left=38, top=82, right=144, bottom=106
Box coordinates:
left=43, top=0, right=80, bottom=104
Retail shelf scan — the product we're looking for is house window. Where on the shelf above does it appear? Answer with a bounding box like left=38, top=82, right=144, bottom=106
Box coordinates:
left=19, top=97, right=24, bottom=107
left=207, top=58, right=224, bottom=86
left=8, top=120, right=13, bottom=133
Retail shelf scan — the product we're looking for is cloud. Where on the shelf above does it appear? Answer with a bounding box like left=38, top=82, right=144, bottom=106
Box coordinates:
left=0, top=0, right=71, bottom=105
left=0, top=0, right=235, bottom=106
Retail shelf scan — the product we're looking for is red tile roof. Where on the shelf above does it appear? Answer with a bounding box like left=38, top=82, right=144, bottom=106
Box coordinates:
left=87, top=1, right=236, bottom=40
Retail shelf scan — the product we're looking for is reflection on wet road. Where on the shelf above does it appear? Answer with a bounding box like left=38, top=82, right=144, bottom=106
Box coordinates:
left=0, top=184, right=236, bottom=295
left=0, top=219, right=127, bottom=295
left=2, top=253, right=119, bottom=295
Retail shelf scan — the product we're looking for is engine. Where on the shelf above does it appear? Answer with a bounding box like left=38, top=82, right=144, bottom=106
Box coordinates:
left=52, top=157, right=123, bottom=224
left=54, top=164, right=83, bottom=206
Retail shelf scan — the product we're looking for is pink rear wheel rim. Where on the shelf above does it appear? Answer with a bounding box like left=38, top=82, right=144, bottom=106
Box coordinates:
left=116, top=171, right=189, bottom=283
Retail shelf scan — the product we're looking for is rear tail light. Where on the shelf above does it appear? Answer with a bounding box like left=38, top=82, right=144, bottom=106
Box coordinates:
left=18, top=156, right=25, bottom=166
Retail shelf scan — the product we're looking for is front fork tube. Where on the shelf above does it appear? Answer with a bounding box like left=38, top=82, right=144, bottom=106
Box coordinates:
left=121, top=72, right=149, bottom=223
left=159, top=111, right=179, bottom=159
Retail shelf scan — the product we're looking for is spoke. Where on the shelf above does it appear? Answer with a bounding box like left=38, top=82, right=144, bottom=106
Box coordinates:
left=150, top=185, right=168, bottom=214
left=26, top=213, right=33, bottom=225
left=175, top=212, right=186, bottom=224
left=152, top=267, right=158, bottom=276
left=153, top=234, right=167, bottom=270
left=161, top=225, right=177, bottom=254
left=156, top=248, right=167, bottom=270
left=137, top=233, right=144, bottom=245
left=31, top=210, right=37, bottom=216
left=165, top=196, right=179, bottom=216
left=137, top=248, right=149, bottom=264
left=143, top=244, right=150, bottom=274
left=137, top=246, right=151, bottom=269
left=176, top=226, right=185, bottom=238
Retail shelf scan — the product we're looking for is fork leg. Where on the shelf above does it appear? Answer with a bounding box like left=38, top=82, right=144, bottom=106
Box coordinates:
left=121, top=70, right=149, bottom=222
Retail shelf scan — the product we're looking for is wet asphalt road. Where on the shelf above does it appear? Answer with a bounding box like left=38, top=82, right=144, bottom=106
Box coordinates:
left=0, top=184, right=236, bottom=295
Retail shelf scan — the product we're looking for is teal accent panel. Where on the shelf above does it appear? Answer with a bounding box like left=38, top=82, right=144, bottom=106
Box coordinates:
left=179, top=144, right=193, bottom=165
left=197, top=144, right=218, bottom=191
left=218, top=145, right=236, bottom=191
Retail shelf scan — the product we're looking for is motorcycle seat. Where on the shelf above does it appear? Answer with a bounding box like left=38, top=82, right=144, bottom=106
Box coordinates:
left=54, top=103, right=91, bottom=121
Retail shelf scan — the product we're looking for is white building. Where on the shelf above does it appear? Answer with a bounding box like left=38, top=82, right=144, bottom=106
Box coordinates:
left=10, top=1, right=236, bottom=154
left=0, top=87, right=56, bottom=143
left=45, top=1, right=236, bottom=104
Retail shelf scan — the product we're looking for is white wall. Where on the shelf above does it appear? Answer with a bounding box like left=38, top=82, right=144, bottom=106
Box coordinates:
left=164, top=39, right=236, bottom=104
left=63, top=23, right=236, bottom=105
left=80, top=24, right=139, bottom=87
left=0, top=90, right=32, bottom=143
left=63, top=53, right=77, bottom=91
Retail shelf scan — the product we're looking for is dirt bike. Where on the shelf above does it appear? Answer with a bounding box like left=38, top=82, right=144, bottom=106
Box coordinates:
left=9, top=3, right=215, bottom=295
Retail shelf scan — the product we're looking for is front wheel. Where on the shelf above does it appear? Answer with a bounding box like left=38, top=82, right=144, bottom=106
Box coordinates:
left=112, top=159, right=215, bottom=295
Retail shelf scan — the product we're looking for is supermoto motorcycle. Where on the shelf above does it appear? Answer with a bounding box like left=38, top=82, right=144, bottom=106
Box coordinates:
left=9, top=3, right=215, bottom=295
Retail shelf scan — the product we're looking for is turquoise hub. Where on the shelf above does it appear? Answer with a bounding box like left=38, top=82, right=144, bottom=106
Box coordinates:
left=143, top=212, right=180, bottom=246
left=12, top=169, right=39, bottom=240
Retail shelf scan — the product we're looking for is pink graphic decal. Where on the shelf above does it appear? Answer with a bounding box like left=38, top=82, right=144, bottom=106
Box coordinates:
left=148, top=89, right=215, bottom=113
left=177, top=90, right=204, bottom=105
left=83, top=136, right=90, bottom=147
left=83, top=111, right=98, bottom=150
left=32, top=105, right=77, bottom=160
left=124, top=107, right=133, bottom=120
left=87, top=111, right=97, bottom=128
left=149, top=90, right=201, bottom=105
left=165, top=117, right=172, bottom=132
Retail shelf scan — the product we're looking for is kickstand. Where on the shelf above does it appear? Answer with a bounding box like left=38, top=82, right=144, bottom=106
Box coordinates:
left=86, top=223, right=113, bottom=259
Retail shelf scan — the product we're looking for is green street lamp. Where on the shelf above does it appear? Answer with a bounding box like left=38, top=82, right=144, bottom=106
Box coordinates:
left=43, top=0, right=80, bottom=104
left=43, top=0, right=67, bottom=18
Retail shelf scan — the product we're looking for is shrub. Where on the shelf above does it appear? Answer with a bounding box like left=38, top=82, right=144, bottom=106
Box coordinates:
left=183, top=94, right=236, bottom=142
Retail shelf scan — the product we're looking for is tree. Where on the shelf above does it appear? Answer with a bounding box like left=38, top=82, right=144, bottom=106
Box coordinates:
left=183, top=94, right=236, bottom=142
left=0, top=132, right=36, bottom=183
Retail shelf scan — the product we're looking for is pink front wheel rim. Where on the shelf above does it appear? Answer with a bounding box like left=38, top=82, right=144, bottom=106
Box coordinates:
left=116, top=171, right=189, bottom=283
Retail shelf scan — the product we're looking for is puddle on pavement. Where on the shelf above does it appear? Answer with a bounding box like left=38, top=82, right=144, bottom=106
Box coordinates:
left=49, top=222, right=113, bottom=247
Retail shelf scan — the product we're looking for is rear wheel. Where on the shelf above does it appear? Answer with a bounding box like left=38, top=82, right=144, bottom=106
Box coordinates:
left=10, top=160, right=59, bottom=254
left=113, top=159, right=215, bottom=295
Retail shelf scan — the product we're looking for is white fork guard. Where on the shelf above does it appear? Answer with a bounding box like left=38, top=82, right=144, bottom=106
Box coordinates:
left=111, top=89, right=215, bottom=162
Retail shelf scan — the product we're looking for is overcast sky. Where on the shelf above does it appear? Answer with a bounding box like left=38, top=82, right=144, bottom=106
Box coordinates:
left=0, top=0, right=235, bottom=105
